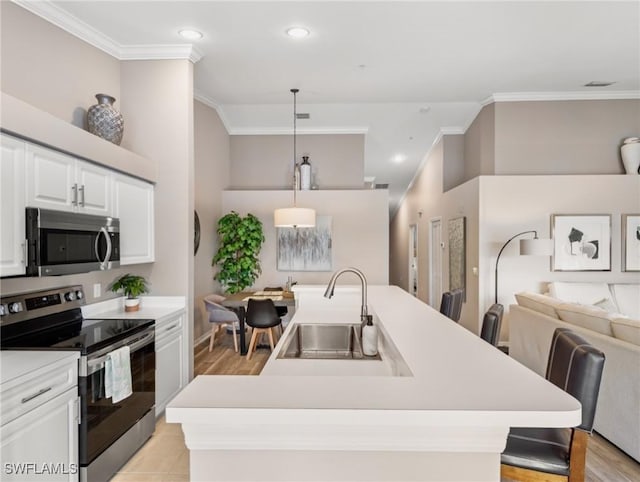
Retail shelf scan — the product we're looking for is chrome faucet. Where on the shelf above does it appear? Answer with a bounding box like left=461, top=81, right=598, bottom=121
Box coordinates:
left=324, top=267, right=369, bottom=328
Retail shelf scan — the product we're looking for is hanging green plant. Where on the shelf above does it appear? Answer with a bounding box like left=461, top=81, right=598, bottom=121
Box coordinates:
left=212, top=211, right=265, bottom=294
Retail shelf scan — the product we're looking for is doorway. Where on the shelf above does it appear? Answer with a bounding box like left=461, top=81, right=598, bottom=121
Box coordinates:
left=408, top=224, right=418, bottom=297
left=429, top=217, right=443, bottom=308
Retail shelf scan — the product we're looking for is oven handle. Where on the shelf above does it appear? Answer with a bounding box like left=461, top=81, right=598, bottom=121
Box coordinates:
left=94, top=227, right=112, bottom=269
left=84, top=329, right=154, bottom=376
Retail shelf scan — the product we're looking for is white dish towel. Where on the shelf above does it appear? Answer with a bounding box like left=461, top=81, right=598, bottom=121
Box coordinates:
left=105, top=346, right=133, bottom=403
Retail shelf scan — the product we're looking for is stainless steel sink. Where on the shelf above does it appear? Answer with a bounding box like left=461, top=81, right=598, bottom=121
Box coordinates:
left=277, top=323, right=382, bottom=360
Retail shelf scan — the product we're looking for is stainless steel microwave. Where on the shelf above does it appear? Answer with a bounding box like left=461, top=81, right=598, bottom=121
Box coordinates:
left=26, top=207, right=120, bottom=276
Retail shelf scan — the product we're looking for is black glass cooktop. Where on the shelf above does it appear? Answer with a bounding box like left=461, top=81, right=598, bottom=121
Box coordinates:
left=54, top=318, right=154, bottom=354
left=1, top=308, right=153, bottom=355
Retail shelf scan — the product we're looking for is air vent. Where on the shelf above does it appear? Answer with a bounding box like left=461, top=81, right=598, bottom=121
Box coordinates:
left=296, top=113, right=310, bottom=119
left=375, top=183, right=389, bottom=189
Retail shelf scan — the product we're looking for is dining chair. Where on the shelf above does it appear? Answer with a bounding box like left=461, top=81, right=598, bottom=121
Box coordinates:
left=203, top=294, right=239, bottom=353
left=245, top=298, right=282, bottom=360
left=501, top=328, right=605, bottom=482
left=479, top=303, right=504, bottom=346
left=440, top=288, right=463, bottom=322
left=264, top=286, right=288, bottom=319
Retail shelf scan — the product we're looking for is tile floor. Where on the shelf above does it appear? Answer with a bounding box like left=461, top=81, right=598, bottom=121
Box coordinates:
left=110, top=416, right=189, bottom=482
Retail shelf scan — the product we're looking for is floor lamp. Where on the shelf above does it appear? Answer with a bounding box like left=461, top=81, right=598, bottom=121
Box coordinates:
left=495, top=230, right=552, bottom=304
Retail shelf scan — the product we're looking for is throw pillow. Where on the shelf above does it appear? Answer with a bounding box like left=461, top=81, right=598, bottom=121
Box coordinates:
left=594, top=297, right=619, bottom=313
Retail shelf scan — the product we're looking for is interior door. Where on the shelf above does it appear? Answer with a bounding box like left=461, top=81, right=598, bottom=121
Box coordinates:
left=429, top=218, right=443, bottom=308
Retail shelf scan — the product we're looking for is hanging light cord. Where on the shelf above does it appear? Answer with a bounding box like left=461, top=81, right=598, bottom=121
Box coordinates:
left=291, top=88, right=298, bottom=207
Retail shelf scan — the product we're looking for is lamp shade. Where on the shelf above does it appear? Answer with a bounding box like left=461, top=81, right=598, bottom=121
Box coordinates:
left=274, top=207, right=316, bottom=228
left=519, top=238, right=552, bottom=256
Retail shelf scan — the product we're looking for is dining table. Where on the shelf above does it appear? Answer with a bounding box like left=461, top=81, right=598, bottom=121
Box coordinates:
left=220, top=291, right=296, bottom=355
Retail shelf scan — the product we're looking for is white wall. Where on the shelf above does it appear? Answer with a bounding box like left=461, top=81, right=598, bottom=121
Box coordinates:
left=479, top=175, right=640, bottom=339
left=222, top=190, right=389, bottom=287
left=194, top=101, right=230, bottom=342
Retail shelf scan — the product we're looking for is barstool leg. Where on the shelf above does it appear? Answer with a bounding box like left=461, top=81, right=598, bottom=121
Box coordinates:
left=231, top=322, right=238, bottom=353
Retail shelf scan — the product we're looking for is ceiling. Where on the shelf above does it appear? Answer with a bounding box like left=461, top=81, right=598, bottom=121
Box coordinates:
left=27, top=1, right=640, bottom=213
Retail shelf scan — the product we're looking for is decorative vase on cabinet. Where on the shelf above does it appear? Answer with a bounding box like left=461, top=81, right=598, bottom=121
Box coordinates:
left=621, top=137, right=640, bottom=174
left=87, top=94, right=124, bottom=145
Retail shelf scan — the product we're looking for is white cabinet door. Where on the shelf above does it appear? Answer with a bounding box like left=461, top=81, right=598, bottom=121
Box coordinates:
left=76, top=161, right=111, bottom=216
left=0, top=134, right=27, bottom=277
left=0, top=388, right=79, bottom=482
left=156, top=315, right=185, bottom=416
left=113, top=173, right=154, bottom=265
left=26, top=144, right=76, bottom=212
left=26, top=144, right=113, bottom=216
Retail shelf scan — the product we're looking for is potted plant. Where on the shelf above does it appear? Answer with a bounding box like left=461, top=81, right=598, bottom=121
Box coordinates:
left=111, top=273, right=149, bottom=312
left=212, top=211, right=265, bottom=294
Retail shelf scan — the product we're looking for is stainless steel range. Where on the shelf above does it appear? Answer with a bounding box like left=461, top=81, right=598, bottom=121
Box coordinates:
left=0, top=286, right=155, bottom=482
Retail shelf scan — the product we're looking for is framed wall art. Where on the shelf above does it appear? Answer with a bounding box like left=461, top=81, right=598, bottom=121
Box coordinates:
left=551, top=214, right=611, bottom=271
left=277, top=215, right=332, bottom=271
left=622, top=214, right=640, bottom=272
left=448, top=216, right=466, bottom=296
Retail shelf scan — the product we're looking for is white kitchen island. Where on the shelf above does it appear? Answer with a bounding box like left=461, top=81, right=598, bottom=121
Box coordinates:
left=167, top=285, right=581, bottom=481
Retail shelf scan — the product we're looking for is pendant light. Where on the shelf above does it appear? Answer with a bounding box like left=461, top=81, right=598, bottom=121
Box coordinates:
left=274, top=89, right=316, bottom=228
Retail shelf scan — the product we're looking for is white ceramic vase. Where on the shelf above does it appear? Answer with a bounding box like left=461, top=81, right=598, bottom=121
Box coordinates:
left=621, top=143, right=640, bottom=174
left=124, top=298, right=140, bottom=312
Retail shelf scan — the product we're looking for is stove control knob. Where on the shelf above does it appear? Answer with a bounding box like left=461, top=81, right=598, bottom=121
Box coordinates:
left=0, top=304, right=7, bottom=316
left=8, top=302, right=23, bottom=314
left=75, top=290, right=84, bottom=300
left=64, top=291, right=76, bottom=302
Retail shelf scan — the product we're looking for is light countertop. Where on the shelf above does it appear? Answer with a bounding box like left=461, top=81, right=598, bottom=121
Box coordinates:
left=168, top=285, right=580, bottom=428
left=81, top=296, right=185, bottom=322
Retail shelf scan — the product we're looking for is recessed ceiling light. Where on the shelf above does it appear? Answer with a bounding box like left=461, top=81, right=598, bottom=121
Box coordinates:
left=584, top=81, right=615, bottom=87
left=392, top=154, right=406, bottom=164
left=179, top=29, right=203, bottom=41
left=286, top=27, right=310, bottom=38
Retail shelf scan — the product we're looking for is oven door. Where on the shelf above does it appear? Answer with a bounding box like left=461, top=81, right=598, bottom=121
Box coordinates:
left=79, top=327, right=155, bottom=467
left=26, top=207, right=120, bottom=276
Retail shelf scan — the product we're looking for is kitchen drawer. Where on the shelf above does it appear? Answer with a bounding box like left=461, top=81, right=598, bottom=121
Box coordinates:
left=1, top=356, right=78, bottom=425
left=155, top=312, right=185, bottom=343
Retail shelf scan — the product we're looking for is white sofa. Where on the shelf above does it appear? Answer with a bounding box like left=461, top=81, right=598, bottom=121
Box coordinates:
left=509, top=281, right=640, bottom=462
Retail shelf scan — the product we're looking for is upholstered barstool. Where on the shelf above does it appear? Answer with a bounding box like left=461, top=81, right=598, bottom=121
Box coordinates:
left=501, top=328, right=605, bottom=481
left=440, top=288, right=463, bottom=322
left=245, top=298, right=282, bottom=360
left=480, top=303, right=504, bottom=346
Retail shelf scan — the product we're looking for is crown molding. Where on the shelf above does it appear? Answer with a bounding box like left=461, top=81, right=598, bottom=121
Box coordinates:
left=227, top=126, right=369, bottom=136
left=481, top=90, right=640, bottom=105
left=12, top=0, right=202, bottom=62
left=193, top=91, right=233, bottom=134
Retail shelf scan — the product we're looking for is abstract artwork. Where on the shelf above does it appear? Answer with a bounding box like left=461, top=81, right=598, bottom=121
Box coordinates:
left=448, top=217, right=466, bottom=296
left=551, top=214, right=611, bottom=271
left=622, top=214, right=640, bottom=271
left=277, top=215, right=332, bottom=271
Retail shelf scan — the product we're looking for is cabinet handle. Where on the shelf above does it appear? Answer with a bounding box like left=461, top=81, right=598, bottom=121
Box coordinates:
left=21, top=386, right=52, bottom=404
left=72, top=184, right=78, bottom=206
left=22, top=241, right=27, bottom=265
left=164, top=324, right=178, bottom=332
left=79, top=185, right=85, bottom=207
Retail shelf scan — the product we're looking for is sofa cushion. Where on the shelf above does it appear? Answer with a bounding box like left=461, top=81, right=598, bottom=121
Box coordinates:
left=611, top=318, right=640, bottom=346
left=556, top=303, right=615, bottom=336
left=611, top=284, right=640, bottom=319
left=515, top=292, right=563, bottom=318
left=548, top=281, right=617, bottom=308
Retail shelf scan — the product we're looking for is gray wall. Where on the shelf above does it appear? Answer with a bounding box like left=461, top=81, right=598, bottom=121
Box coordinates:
left=442, top=134, right=465, bottom=192
left=230, top=134, right=365, bottom=189
left=494, top=100, right=640, bottom=175
left=463, top=103, right=495, bottom=181
left=0, top=2, right=121, bottom=129
left=193, top=101, right=230, bottom=342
